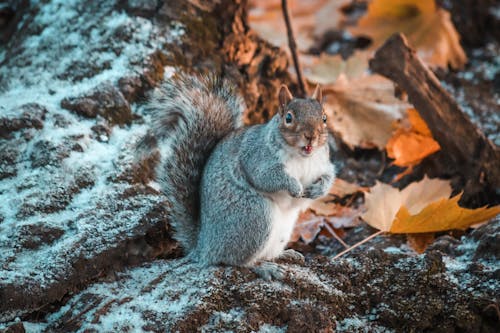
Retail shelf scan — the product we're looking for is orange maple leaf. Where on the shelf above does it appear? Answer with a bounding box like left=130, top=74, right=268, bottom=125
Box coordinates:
left=386, top=108, right=440, bottom=169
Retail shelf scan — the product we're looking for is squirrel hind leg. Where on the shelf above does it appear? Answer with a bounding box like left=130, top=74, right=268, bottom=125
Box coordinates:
left=250, top=261, right=286, bottom=281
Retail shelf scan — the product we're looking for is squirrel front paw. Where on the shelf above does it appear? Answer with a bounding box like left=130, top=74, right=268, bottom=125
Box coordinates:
left=303, top=176, right=330, bottom=199
left=289, top=180, right=303, bottom=198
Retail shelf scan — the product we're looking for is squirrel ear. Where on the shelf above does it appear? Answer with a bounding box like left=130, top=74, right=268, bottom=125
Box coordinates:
left=311, top=84, right=322, bottom=104
left=279, top=85, right=293, bottom=114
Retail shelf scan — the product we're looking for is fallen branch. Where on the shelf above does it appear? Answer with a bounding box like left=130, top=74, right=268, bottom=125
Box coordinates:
left=369, top=33, right=500, bottom=203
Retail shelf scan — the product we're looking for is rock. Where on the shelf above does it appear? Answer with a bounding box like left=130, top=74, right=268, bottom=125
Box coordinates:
left=91, top=123, right=111, bottom=142
left=29, top=139, right=71, bottom=168
left=470, top=216, right=500, bottom=260
left=0, top=185, right=177, bottom=322
left=61, top=83, right=132, bottom=126
left=0, top=0, right=29, bottom=44
left=16, top=168, right=95, bottom=218
left=0, top=103, right=46, bottom=139
left=22, top=225, right=499, bottom=332
left=0, top=321, right=25, bottom=333
left=120, top=0, right=159, bottom=18
left=17, top=222, right=65, bottom=250
left=118, top=50, right=168, bottom=103
left=0, top=140, right=20, bottom=179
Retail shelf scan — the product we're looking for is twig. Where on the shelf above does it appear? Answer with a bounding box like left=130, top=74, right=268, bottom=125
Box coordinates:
left=323, top=222, right=349, bottom=249
left=332, top=230, right=384, bottom=259
left=281, top=0, right=307, bottom=97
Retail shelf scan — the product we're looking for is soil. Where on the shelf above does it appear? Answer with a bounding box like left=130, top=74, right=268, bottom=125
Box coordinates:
left=0, top=0, right=498, bottom=332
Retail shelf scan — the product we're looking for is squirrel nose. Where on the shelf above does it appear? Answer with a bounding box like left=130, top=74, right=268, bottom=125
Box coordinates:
left=304, top=133, right=314, bottom=142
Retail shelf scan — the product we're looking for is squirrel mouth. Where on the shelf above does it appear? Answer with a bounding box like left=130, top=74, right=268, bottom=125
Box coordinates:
left=302, top=145, right=313, bottom=155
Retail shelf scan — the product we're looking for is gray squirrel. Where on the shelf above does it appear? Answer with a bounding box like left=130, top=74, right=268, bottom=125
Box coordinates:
left=139, top=74, right=336, bottom=280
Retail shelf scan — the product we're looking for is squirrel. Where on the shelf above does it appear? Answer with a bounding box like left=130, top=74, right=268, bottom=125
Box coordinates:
left=138, top=74, right=336, bottom=280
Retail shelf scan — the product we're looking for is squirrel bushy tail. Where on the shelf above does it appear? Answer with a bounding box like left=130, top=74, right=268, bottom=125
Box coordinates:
left=139, top=74, right=244, bottom=251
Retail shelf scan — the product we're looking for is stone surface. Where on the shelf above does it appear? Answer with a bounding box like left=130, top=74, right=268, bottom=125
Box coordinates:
left=61, top=83, right=133, bottom=126
left=0, top=0, right=498, bottom=331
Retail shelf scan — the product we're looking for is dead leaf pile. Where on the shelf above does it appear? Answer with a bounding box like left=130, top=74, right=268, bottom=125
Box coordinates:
left=292, top=179, right=365, bottom=244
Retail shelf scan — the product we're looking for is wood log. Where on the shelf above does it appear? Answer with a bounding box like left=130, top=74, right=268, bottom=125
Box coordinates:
left=369, top=33, right=500, bottom=203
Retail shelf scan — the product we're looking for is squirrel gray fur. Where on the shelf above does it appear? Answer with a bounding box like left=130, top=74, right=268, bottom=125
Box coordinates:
left=139, top=74, right=336, bottom=280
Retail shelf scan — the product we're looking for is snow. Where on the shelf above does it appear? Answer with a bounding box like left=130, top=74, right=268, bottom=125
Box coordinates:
left=0, top=0, right=186, bottom=319
left=336, top=316, right=394, bottom=333
left=21, top=260, right=218, bottom=332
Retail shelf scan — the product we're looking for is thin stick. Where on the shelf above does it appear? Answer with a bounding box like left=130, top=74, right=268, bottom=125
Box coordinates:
left=281, top=0, right=307, bottom=97
left=332, top=230, right=384, bottom=260
left=323, top=223, right=349, bottom=249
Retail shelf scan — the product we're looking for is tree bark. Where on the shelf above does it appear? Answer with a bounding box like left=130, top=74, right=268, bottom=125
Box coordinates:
left=369, top=33, right=500, bottom=203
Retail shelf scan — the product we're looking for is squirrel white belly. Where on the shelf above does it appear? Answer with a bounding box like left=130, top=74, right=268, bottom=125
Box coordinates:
left=256, top=145, right=332, bottom=262
left=138, top=74, right=336, bottom=280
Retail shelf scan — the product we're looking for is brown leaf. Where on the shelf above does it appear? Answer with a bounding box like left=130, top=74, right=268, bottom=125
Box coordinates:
left=302, top=51, right=370, bottom=84
left=323, top=75, right=410, bottom=149
left=348, top=0, right=467, bottom=69
left=248, top=0, right=349, bottom=52
left=292, top=210, right=354, bottom=244
left=329, top=178, right=368, bottom=197
left=407, top=233, right=435, bottom=254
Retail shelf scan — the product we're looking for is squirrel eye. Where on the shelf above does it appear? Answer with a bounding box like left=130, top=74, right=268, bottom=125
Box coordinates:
left=285, top=112, right=293, bottom=124
left=322, top=114, right=327, bottom=123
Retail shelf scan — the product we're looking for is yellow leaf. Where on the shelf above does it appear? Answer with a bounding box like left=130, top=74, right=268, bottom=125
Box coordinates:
left=391, top=194, right=500, bottom=233
left=362, top=177, right=500, bottom=233
left=349, top=0, right=467, bottom=69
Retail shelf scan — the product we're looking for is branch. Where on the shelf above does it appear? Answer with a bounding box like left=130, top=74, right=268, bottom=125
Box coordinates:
left=281, top=0, right=306, bottom=97
left=369, top=33, right=500, bottom=200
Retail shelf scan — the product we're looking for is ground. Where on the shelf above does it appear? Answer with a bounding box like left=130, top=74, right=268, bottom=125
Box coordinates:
left=0, top=0, right=498, bottom=332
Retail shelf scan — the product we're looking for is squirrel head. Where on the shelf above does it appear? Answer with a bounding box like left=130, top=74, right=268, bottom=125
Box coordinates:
left=278, top=84, right=328, bottom=157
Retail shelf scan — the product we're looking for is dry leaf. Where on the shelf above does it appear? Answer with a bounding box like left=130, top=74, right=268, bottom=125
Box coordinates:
left=362, top=177, right=500, bottom=233
left=291, top=211, right=323, bottom=243
left=329, top=178, right=368, bottom=197
left=386, top=108, right=441, bottom=169
left=248, top=0, right=348, bottom=52
left=291, top=210, right=354, bottom=244
left=348, top=0, right=467, bottom=69
left=324, top=75, right=410, bottom=149
left=302, top=51, right=370, bottom=84
left=407, top=233, right=435, bottom=253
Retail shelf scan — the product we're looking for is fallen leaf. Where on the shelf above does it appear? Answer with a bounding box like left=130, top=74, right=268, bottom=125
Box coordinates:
left=248, top=0, right=349, bottom=52
left=291, top=210, right=353, bottom=244
left=324, top=75, right=410, bottom=149
left=329, top=178, right=368, bottom=197
left=386, top=108, right=441, bottom=168
left=291, top=211, right=323, bottom=243
left=407, top=233, right=435, bottom=253
left=302, top=51, right=370, bottom=84
left=362, top=177, right=500, bottom=233
left=348, top=0, right=467, bottom=69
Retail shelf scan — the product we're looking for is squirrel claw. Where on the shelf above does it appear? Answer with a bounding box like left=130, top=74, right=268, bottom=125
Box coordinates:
left=251, top=262, right=286, bottom=281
